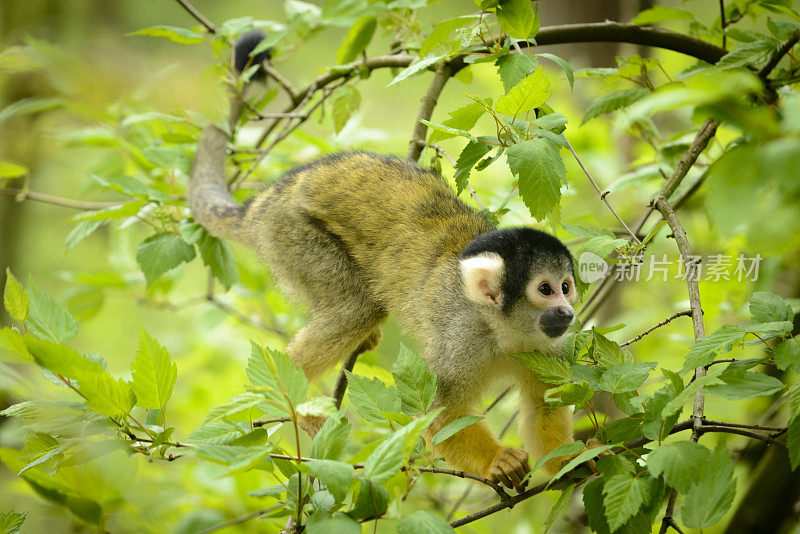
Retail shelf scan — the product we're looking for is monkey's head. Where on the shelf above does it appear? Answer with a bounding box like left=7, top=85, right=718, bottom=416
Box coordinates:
left=459, top=228, right=577, bottom=349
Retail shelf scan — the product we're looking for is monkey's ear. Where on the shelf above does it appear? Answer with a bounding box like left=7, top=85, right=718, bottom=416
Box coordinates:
left=460, top=254, right=504, bottom=307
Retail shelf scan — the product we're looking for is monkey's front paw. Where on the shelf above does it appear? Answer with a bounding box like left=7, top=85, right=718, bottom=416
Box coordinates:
left=297, top=413, right=328, bottom=438
left=487, top=447, right=530, bottom=492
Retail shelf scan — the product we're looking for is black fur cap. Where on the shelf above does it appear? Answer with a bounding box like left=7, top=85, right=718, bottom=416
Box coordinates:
left=461, top=228, right=574, bottom=311
left=234, top=30, right=271, bottom=78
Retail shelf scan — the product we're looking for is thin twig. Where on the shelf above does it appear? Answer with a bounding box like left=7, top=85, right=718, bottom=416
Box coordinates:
left=208, top=297, right=286, bottom=336
left=261, top=62, right=298, bottom=101
left=758, top=29, right=800, bottom=79
left=719, top=0, right=727, bottom=50
left=173, top=0, right=217, bottom=34
left=0, top=187, right=121, bottom=211
left=699, top=425, right=786, bottom=447
left=701, top=419, right=785, bottom=432
left=408, top=60, right=457, bottom=161
left=565, top=138, right=641, bottom=244
left=253, top=417, right=291, bottom=428
left=620, top=310, right=693, bottom=347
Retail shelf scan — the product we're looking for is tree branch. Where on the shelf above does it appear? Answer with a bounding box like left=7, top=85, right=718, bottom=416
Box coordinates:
left=173, top=0, right=217, bottom=34
left=407, top=60, right=458, bottom=161
left=0, top=187, right=121, bottom=211
left=522, top=22, right=727, bottom=65
left=758, top=29, right=800, bottom=79
left=566, top=138, right=641, bottom=244
left=620, top=310, right=693, bottom=347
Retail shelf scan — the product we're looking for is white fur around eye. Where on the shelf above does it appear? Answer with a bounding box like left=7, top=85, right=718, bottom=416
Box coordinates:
left=460, top=253, right=504, bottom=306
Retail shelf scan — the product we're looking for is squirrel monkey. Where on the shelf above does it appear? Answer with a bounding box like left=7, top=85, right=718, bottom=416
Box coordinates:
left=188, top=34, right=576, bottom=491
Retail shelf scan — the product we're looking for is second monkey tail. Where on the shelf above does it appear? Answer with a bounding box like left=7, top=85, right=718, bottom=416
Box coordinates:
left=188, top=30, right=270, bottom=245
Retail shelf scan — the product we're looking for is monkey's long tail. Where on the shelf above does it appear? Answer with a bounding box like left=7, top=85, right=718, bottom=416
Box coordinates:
left=188, top=30, right=270, bottom=244
left=188, top=125, right=251, bottom=245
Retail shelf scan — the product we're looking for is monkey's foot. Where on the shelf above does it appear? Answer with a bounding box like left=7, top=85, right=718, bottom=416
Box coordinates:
left=487, top=447, right=530, bottom=492
left=297, top=413, right=328, bottom=438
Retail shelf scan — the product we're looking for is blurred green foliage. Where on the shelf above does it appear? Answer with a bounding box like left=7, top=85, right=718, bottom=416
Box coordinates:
left=1, top=0, right=800, bottom=533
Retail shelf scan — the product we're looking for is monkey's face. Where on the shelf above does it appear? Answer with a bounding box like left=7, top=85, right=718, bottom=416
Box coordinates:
left=525, top=272, right=576, bottom=338
left=460, top=250, right=577, bottom=352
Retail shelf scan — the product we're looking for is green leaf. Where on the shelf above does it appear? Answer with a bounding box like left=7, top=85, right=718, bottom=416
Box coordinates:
left=550, top=443, right=616, bottom=483
left=681, top=445, right=736, bottom=528
left=536, top=53, right=574, bottom=89
left=65, top=220, right=104, bottom=250
left=544, top=381, right=593, bottom=407
left=682, top=325, right=744, bottom=371
left=0, top=328, right=32, bottom=363
left=581, top=88, right=648, bottom=125
left=597, top=362, right=656, bottom=394
left=247, top=342, right=307, bottom=412
left=330, top=86, right=361, bottom=134
left=306, top=512, right=361, bottom=534
left=496, top=53, right=538, bottom=93
left=0, top=510, right=27, bottom=534
left=750, top=291, right=794, bottom=323
left=716, top=39, right=779, bottom=69
left=705, top=368, right=785, bottom=400
left=602, top=473, right=650, bottom=532
left=131, top=329, right=177, bottom=410
left=543, top=483, right=575, bottom=533
left=788, top=417, right=800, bottom=470
left=646, top=441, right=712, bottom=493
left=419, top=16, right=478, bottom=58
left=248, top=484, right=285, bottom=498
left=336, top=16, right=377, bottom=64
left=583, top=478, right=611, bottom=534
left=506, top=138, right=565, bottom=220
left=397, top=510, right=455, bottom=533
left=431, top=415, right=483, bottom=445
left=453, top=140, right=493, bottom=194
left=641, top=388, right=678, bottom=441
left=344, top=371, right=400, bottom=423
left=201, top=393, right=264, bottom=424
left=387, top=53, right=448, bottom=86
left=511, top=351, right=571, bottom=385
left=661, top=365, right=724, bottom=417
left=128, top=25, right=204, bottom=44
left=187, top=422, right=245, bottom=445
left=25, top=276, right=78, bottom=343
left=496, top=68, right=550, bottom=117
left=429, top=102, right=486, bottom=144
left=363, top=410, right=438, bottom=484
left=496, top=0, right=539, bottom=39
left=419, top=119, right=477, bottom=142
left=0, top=96, right=62, bottom=126
left=72, top=199, right=147, bottom=222
left=531, top=441, right=584, bottom=473
left=191, top=444, right=272, bottom=474
left=135, top=233, right=196, bottom=286
left=198, top=232, right=239, bottom=290
left=786, top=384, right=800, bottom=420
left=774, top=338, right=800, bottom=372
left=80, top=373, right=135, bottom=417
left=631, top=6, right=694, bottom=24
left=0, top=160, right=27, bottom=179
left=392, top=345, right=437, bottom=416
left=307, top=460, right=353, bottom=502
left=3, top=269, right=28, bottom=322
left=23, top=336, right=103, bottom=380
left=533, top=112, right=568, bottom=134
left=348, top=479, right=389, bottom=520
left=310, top=414, right=350, bottom=460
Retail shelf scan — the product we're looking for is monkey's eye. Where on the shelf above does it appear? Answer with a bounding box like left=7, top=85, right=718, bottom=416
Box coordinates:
left=538, top=283, right=553, bottom=296
left=562, top=282, right=569, bottom=294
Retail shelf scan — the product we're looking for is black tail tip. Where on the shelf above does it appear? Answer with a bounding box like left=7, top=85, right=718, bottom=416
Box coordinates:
left=234, top=30, right=271, bottom=76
